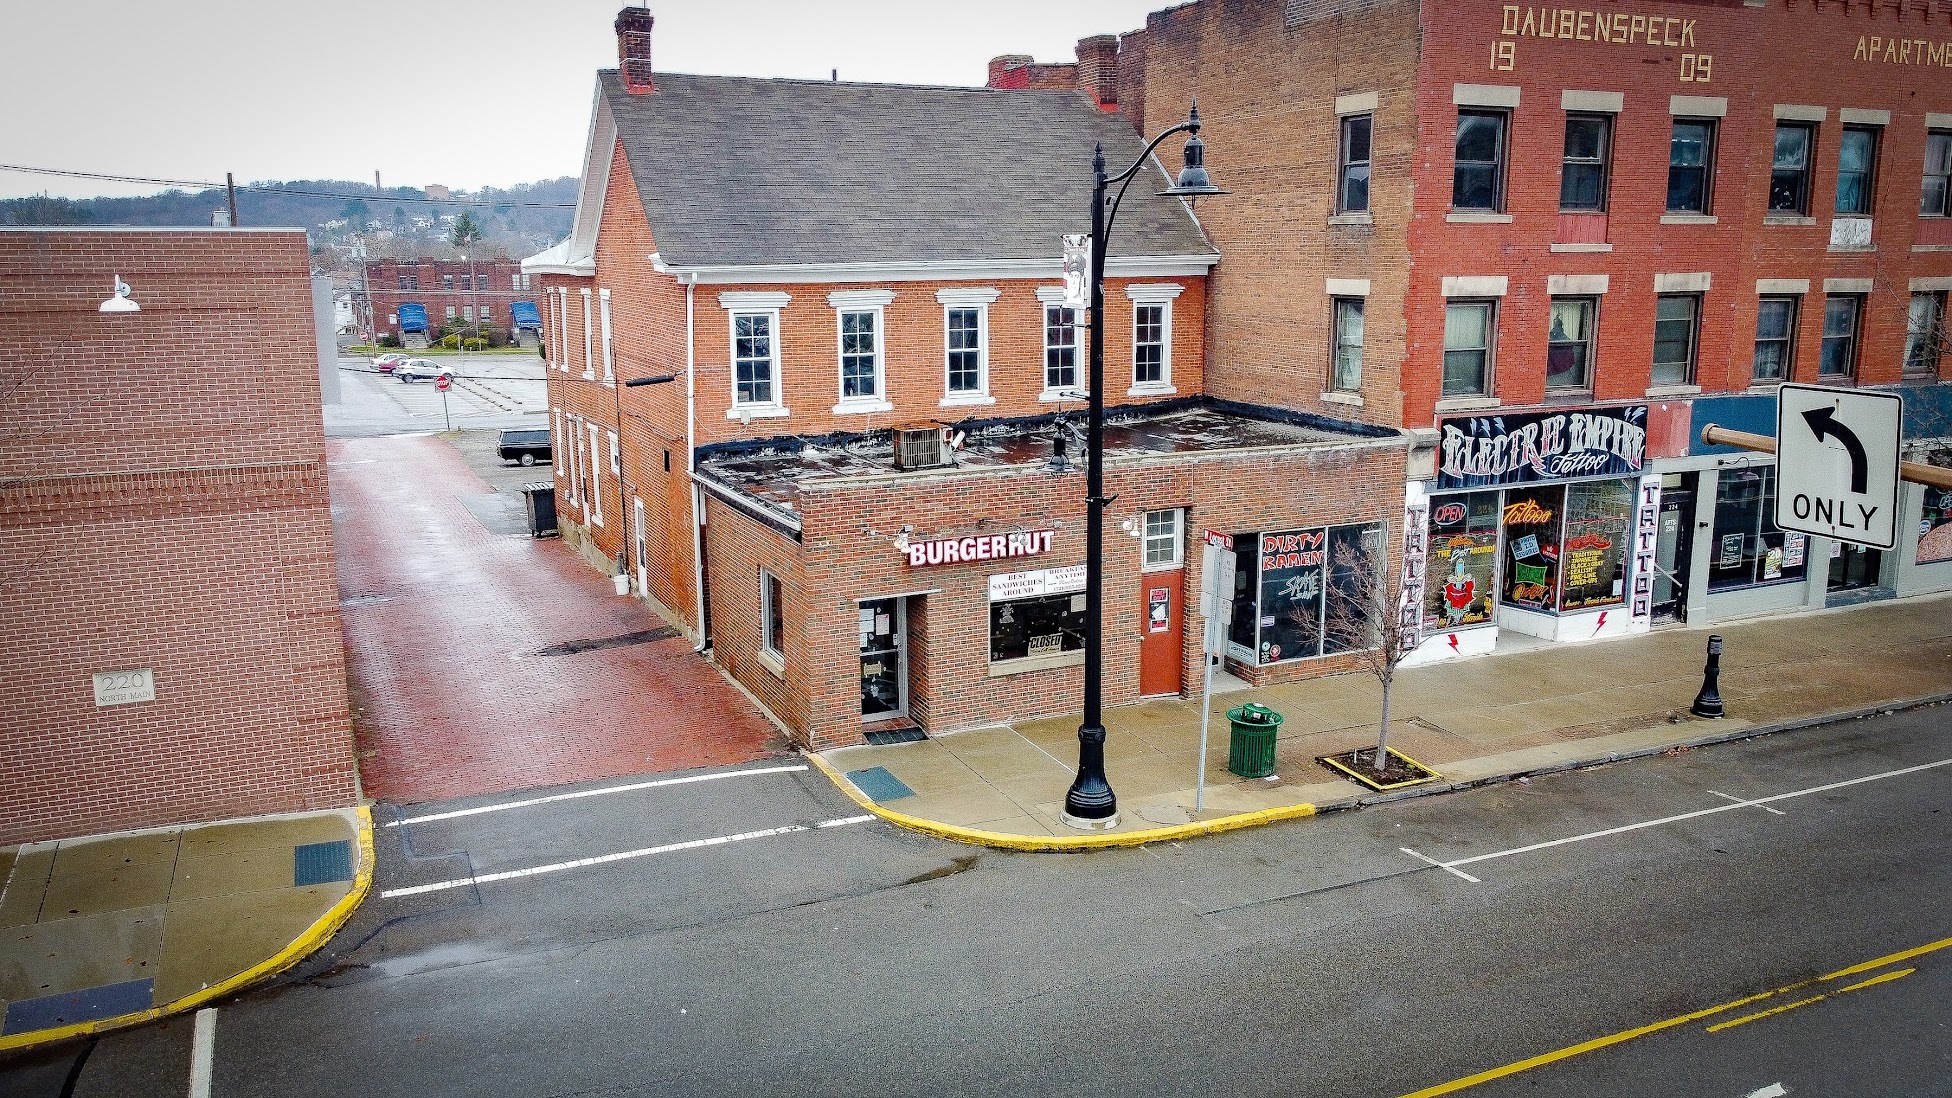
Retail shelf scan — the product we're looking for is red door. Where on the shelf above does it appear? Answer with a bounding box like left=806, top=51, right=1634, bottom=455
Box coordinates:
left=1139, top=572, right=1184, bottom=697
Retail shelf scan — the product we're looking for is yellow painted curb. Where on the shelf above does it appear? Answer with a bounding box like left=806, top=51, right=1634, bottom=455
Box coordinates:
left=0, top=806, right=376, bottom=1053
left=805, top=751, right=1316, bottom=851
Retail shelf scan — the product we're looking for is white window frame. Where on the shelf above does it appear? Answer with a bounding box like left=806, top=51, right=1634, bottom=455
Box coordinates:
left=829, top=289, right=895, bottom=414
left=553, top=407, right=566, bottom=475
left=564, top=414, right=581, bottom=504
left=1142, top=508, right=1184, bottom=571
left=555, top=289, right=569, bottom=372
left=599, top=287, right=615, bottom=385
left=937, top=287, right=1000, bottom=407
left=445, top=305, right=457, bottom=320
left=719, top=292, right=792, bottom=419
left=609, top=428, right=620, bottom=477
left=1126, top=283, right=1183, bottom=396
left=758, top=568, right=786, bottom=675
left=588, top=421, right=604, bottom=526
left=580, top=288, right=595, bottom=380
left=1035, top=286, right=1082, bottom=401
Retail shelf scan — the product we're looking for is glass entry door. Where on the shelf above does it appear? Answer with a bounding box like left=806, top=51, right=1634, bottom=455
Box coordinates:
left=1828, top=543, right=1883, bottom=592
left=1652, top=473, right=1694, bottom=623
left=858, top=597, right=905, bottom=719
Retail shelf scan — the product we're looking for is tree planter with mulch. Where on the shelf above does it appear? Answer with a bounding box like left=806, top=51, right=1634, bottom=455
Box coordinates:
left=1318, top=747, right=1441, bottom=791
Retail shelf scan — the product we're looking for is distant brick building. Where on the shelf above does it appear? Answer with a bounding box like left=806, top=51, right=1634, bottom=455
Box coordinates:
left=359, top=257, right=539, bottom=343
left=0, top=228, right=359, bottom=843
left=1088, top=0, right=1952, bottom=663
left=527, top=9, right=1408, bottom=750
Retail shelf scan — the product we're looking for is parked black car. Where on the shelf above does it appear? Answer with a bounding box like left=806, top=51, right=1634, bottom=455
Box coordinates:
left=498, top=428, right=553, bottom=467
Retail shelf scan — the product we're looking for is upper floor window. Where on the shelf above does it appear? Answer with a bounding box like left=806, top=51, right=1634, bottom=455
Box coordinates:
left=442, top=274, right=455, bottom=290
left=1905, top=291, right=1944, bottom=375
left=1044, top=304, right=1078, bottom=393
left=1453, top=109, right=1508, bottom=211
left=1923, top=130, right=1952, bottom=217
left=1560, top=113, right=1611, bottom=212
left=1770, top=123, right=1815, bottom=214
left=733, top=312, right=777, bottom=406
left=1330, top=297, right=1364, bottom=393
left=397, top=274, right=412, bottom=291
left=1338, top=114, right=1372, bottom=214
left=1819, top=294, right=1861, bottom=377
left=1652, top=295, right=1699, bottom=386
left=1668, top=119, right=1716, bottom=213
left=1753, top=296, right=1797, bottom=382
left=1134, top=305, right=1166, bottom=385
left=1442, top=300, right=1494, bottom=396
left=1835, top=125, right=1879, bottom=215
left=946, top=308, right=983, bottom=393
left=840, top=310, right=879, bottom=400
left=936, top=288, right=998, bottom=405
left=1546, top=297, right=1596, bottom=391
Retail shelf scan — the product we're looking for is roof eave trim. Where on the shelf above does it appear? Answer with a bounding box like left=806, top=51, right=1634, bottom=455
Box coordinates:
left=562, top=81, right=616, bottom=268
left=647, top=253, right=1219, bottom=285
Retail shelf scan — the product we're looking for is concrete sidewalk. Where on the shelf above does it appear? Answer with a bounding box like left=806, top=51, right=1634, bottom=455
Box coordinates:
left=816, top=594, right=1952, bottom=848
left=0, top=808, right=371, bottom=1051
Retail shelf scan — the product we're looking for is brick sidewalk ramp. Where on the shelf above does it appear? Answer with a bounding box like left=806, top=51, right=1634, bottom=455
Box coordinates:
left=329, top=435, right=785, bottom=804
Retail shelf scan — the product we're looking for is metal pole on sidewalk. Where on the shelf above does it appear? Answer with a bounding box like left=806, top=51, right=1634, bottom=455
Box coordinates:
left=441, top=387, right=451, bottom=432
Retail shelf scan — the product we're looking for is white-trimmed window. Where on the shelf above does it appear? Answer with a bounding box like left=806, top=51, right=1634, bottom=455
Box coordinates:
left=1035, top=287, right=1080, bottom=400
left=446, top=305, right=457, bottom=320
left=580, top=288, right=595, bottom=380
left=1330, top=297, right=1364, bottom=392
left=829, top=289, right=895, bottom=414
left=759, top=568, right=786, bottom=672
left=937, top=287, right=999, bottom=406
left=553, top=408, right=566, bottom=475
left=718, top=292, right=792, bottom=419
left=587, top=421, right=604, bottom=526
left=609, top=429, right=620, bottom=477
left=1143, top=509, right=1184, bottom=570
left=599, top=288, right=615, bottom=385
left=556, top=289, right=570, bottom=372
left=1126, top=283, right=1182, bottom=396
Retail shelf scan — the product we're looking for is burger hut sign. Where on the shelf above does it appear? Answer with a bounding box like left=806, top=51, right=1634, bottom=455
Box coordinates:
left=903, top=528, right=1055, bottom=568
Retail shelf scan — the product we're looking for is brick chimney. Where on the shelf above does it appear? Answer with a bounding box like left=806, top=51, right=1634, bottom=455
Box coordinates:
left=987, top=55, right=1036, bottom=88
left=616, top=6, right=654, bottom=94
left=1075, top=35, right=1119, bottom=110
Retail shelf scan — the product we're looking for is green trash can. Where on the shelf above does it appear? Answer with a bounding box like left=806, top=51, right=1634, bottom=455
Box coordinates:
left=1226, top=703, right=1283, bottom=778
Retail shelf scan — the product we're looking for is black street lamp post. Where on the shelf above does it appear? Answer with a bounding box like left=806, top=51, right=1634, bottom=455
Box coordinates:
left=1062, top=103, right=1225, bottom=829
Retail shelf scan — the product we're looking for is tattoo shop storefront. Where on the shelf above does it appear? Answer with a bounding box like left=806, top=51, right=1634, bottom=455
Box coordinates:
left=1405, top=404, right=1662, bottom=663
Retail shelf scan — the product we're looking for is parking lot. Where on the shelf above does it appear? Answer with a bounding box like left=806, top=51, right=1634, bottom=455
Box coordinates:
left=325, top=353, right=548, bottom=438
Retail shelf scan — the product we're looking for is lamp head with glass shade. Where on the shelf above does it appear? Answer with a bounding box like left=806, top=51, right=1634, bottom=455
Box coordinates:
left=1158, top=103, right=1229, bottom=203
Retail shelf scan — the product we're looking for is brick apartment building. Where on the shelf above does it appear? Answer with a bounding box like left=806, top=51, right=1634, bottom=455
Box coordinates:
left=359, top=257, right=541, bottom=344
left=0, top=228, right=359, bottom=843
left=525, top=9, right=1410, bottom=749
left=1091, top=0, right=1952, bottom=666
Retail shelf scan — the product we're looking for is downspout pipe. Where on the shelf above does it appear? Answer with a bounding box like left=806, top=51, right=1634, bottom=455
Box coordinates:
left=686, top=274, right=710, bottom=653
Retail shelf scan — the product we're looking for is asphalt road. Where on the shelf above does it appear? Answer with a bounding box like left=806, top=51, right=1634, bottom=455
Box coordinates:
left=325, top=354, right=547, bottom=438
left=4, top=706, right=1946, bottom=1098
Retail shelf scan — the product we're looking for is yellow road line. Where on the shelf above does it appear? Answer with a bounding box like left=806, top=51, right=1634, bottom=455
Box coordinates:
left=1837, top=967, right=1914, bottom=994
left=1399, top=934, right=1952, bottom=1097
left=1705, top=994, right=1829, bottom=1034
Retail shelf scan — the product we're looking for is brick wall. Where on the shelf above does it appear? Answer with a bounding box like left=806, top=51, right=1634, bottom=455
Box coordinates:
left=363, top=257, right=528, bottom=340
left=0, top=229, right=358, bottom=843
left=704, top=434, right=1406, bottom=749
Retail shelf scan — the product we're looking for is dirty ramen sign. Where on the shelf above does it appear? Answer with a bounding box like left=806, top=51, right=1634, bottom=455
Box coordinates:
left=1437, top=405, right=1648, bottom=489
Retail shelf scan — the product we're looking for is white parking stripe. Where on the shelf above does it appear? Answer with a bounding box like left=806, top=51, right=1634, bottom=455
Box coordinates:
left=1400, top=847, right=1481, bottom=883
left=1707, top=789, right=1787, bottom=815
left=187, top=1008, right=217, bottom=1098
left=384, top=764, right=811, bottom=827
left=379, top=815, right=875, bottom=898
left=1432, top=756, right=1952, bottom=874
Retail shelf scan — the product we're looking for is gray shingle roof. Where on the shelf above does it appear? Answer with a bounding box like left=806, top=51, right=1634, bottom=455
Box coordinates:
left=601, top=70, right=1215, bottom=269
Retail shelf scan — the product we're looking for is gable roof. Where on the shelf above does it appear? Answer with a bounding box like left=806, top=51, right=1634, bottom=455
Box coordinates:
left=599, top=70, right=1215, bottom=271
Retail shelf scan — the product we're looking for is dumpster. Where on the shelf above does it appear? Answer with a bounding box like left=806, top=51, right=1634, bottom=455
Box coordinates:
left=521, top=482, right=558, bottom=538
left=1225, top=703, right=1283, bottom=778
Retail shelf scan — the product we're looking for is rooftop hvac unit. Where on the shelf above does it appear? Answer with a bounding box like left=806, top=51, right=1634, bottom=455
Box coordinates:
left=894, top=426, right=950, bottom=470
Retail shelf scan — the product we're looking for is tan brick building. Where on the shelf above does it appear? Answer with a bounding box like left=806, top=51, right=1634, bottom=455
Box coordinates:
left=0, top=229, right=359, bottom=843
left=527, top=9, right=1411, bottom=749
left=1086, top=0, right=1952, bottom=666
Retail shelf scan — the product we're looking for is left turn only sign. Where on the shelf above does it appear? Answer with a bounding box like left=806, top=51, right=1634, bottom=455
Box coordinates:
left=1773, top=382, right=1903, bottom=550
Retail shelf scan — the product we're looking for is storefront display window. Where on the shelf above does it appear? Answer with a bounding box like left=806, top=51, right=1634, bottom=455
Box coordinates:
left=1919, top=484, right=1952, bottom=564
left=1501, top=485, right=1564, bottom=611
left=989, top=590, right=1086, bottom=663
left=1707, top=467, right=1809, bottom=591
left=1558, top=480, right=1631, bottom=611
left=1423, top=492, right=1500, bottom=630
left=1228, top=523, right=1381, bottom=665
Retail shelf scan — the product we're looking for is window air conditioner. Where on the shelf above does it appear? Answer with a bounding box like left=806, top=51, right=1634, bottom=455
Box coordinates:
left=894, top=426, right=949, bottom=470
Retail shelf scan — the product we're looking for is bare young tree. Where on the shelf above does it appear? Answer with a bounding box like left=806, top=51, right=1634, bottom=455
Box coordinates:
left=1322, top=525, right=1420, bottom=773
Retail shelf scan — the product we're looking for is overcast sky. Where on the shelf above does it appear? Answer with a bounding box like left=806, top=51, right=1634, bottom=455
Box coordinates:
left=2, top=0, right=1169, bottom=201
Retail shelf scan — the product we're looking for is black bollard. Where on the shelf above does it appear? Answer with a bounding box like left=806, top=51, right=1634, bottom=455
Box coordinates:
left=1690, top=634, right=1725, bottom=718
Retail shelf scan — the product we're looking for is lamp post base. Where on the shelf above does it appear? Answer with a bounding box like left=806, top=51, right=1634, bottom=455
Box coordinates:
left=1059, top=809, right=1120, bottom=831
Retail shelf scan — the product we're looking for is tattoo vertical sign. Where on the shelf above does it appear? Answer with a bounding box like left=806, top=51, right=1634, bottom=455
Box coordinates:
left=1401, top=491, right=1430, bottom=650
left=1630, top=474, right=1661, bottom=623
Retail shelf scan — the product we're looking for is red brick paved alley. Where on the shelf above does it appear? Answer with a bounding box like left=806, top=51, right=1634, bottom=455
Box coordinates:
left=329, top=435, right=785, bottom=804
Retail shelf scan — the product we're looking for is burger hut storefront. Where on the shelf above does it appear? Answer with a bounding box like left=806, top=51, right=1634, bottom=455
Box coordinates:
left=1406, top=404, right=1663, bottom=663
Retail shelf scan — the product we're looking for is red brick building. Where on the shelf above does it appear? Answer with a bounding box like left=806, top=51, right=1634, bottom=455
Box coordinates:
left=0, top=228, right=360, bottom=843
left=527, top=9, right=1410, bottom=749
left=1087, top=0, right=1952, bottom=666
left=359, top=257, right=539, bottom=344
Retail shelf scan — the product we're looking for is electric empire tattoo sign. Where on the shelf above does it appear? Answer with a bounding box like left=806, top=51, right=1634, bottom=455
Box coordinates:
left=1438, top=405, right=1648, bottom=489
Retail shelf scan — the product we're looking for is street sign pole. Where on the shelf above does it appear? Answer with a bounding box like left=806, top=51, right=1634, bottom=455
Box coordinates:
left=437, top=373, right=453, bottom=431
left=1195, top=531, right=1235, bottom=814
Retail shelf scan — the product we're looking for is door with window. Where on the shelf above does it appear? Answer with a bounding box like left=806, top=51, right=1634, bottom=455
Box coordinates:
left=1827, top=544, right=1883, bottom=595
left=1652, top=473, right=1695, bottom=623
left=1138, top=510, right=1185, bottom=697
left=859, top=597, right=906, bottom=719
left=633, top=497, right=649, bottom=597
